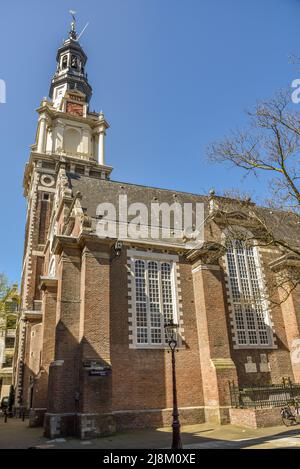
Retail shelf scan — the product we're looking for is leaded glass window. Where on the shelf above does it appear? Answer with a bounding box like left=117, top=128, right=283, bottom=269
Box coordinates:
left=226, top=240, right=272, bottom=347
left=133, top=259, right=177, bottom=346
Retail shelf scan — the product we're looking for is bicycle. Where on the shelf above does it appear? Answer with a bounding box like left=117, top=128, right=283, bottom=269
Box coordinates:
left=281, top=399, right=300, bottom=426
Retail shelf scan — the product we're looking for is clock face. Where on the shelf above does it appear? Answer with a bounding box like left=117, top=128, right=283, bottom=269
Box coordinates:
left=66, top=101, right=84, bottom=116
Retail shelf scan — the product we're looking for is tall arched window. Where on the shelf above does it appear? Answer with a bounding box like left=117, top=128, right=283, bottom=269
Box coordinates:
left=133, top=258, right=178, bottom=347
left=226, top=240, right=273, bottom=347
left=62, top=55, right=68, bottom=69
left=71, top=55, right=78, bottom=69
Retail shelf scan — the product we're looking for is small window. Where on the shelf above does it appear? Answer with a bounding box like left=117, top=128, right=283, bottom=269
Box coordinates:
left=71, top=55, right=78, bottom=69
left=42, top=192, right=50, bottom=201
left=5, top=337, right=15, bottom=349
left=62, top=55, right=68, bottom=69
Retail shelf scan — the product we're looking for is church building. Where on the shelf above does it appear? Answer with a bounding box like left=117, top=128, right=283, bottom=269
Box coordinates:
left=14, top=18, right=300, bottom=439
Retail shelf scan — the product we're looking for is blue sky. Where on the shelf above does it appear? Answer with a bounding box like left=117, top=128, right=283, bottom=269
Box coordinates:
left=1, top=0, right=300, bottom=282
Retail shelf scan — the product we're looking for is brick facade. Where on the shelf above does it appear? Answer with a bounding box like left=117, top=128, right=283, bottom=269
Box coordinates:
left=15, top=28, right=300, bottom=438
left=22, top=199, right=300, bottom=438
left=18, top=167, right=300, bottom=438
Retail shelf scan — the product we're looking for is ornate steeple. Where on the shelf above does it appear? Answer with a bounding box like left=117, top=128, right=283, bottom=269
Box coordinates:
left=49, top=12, right=92, bottom=108
left=69, top=10, right=77, bottom=40
left=22, top=11, right=112, bottom=187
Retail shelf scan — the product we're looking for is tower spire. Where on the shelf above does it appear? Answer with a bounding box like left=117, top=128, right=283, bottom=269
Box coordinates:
left=69, top=10, right=77, bottom=40
left=49, top=12, right=92, bottom=107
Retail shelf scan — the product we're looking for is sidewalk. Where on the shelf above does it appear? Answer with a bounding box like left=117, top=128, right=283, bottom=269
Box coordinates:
left=0, top=418, right=300, bottom=449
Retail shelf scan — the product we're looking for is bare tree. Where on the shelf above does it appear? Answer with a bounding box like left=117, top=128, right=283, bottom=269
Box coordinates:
left=207, top=89, right=300, bottom=304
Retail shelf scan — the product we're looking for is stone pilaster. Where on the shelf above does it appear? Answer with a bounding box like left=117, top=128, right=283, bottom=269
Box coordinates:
left=278, top=288, right=300, bottom=381
left=279, top=285, right=300, bottom=383
left=77, top=237, right=115, bottom=439
left=270, top=258, right=300, bottom=382
left=189, top=245, right=238, bottom=424
left=29, top=278, right=57, bottom=427
left=45, top=237, right=81, bottom=437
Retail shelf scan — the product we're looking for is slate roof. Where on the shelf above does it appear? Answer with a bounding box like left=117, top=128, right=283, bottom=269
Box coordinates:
left=68, top=173, right=208, bottom=218
left=67, top=173, right=300, bottom=250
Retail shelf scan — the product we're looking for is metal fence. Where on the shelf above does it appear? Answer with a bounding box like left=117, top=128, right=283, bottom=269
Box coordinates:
left=229, top=378, right=300, bottom=409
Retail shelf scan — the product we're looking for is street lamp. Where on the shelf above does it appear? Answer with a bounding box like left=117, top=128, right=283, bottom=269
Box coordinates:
left=164, top=320, right=182, bottom=450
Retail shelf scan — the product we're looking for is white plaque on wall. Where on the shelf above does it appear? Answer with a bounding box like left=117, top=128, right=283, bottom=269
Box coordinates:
left=259, top=354, right=271, bottom=372
left=245, top=356, right=257, bottom=373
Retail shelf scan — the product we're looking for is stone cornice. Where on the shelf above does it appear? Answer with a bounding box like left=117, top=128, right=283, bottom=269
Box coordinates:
left=23, top=152, right=113, bottom=197
left=52, top=235, right=80, bottom=255
left=93, top=117, right=110, bottom=133
left=269, top=253, right=300, bottom=272
left=27, top=151, right=113, bottom=171
left=121, top=238, right=189, bottom=253
left=22, top=311, right=43, bottom=321
left=52, top=233, right=116, bottom=256
left=36, top=103, right=99, bottom=126
left=36, top=108, right=53, bottom=122
left=78, top=232, right=116, bottom=250
left=185, top=241, right=226, bottom=265
left=40, top=277, right=58, bottom=291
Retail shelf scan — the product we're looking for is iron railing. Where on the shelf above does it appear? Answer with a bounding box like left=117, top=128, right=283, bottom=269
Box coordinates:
left=229, top=378, right=300, bottom=409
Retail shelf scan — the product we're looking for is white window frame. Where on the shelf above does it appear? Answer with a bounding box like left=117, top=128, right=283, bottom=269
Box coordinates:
left=225, top=240, right=275, bottom=349
left=128, top=250, right=180, bottom=349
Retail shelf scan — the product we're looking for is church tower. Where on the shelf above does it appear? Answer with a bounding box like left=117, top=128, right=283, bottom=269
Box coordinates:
left=49, top=16, right=92, bottom=110
left=15, top=15, right=112, bottom=410
left=33, top=15, right=110, bottom=167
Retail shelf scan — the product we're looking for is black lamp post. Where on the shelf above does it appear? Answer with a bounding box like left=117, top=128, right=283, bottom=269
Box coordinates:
left=164, top=320, right=182, bottom=450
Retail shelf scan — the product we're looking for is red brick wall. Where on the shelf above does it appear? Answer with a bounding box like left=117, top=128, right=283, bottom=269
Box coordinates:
left=32, top=282, right=57, bottom=409
left=47, top=245, right=81, bottom=414
left=109, top=249, right=203, bottom=413
left=229, top=407, right=282, bottom=428
left=79, top=243, right=112, bottom=414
